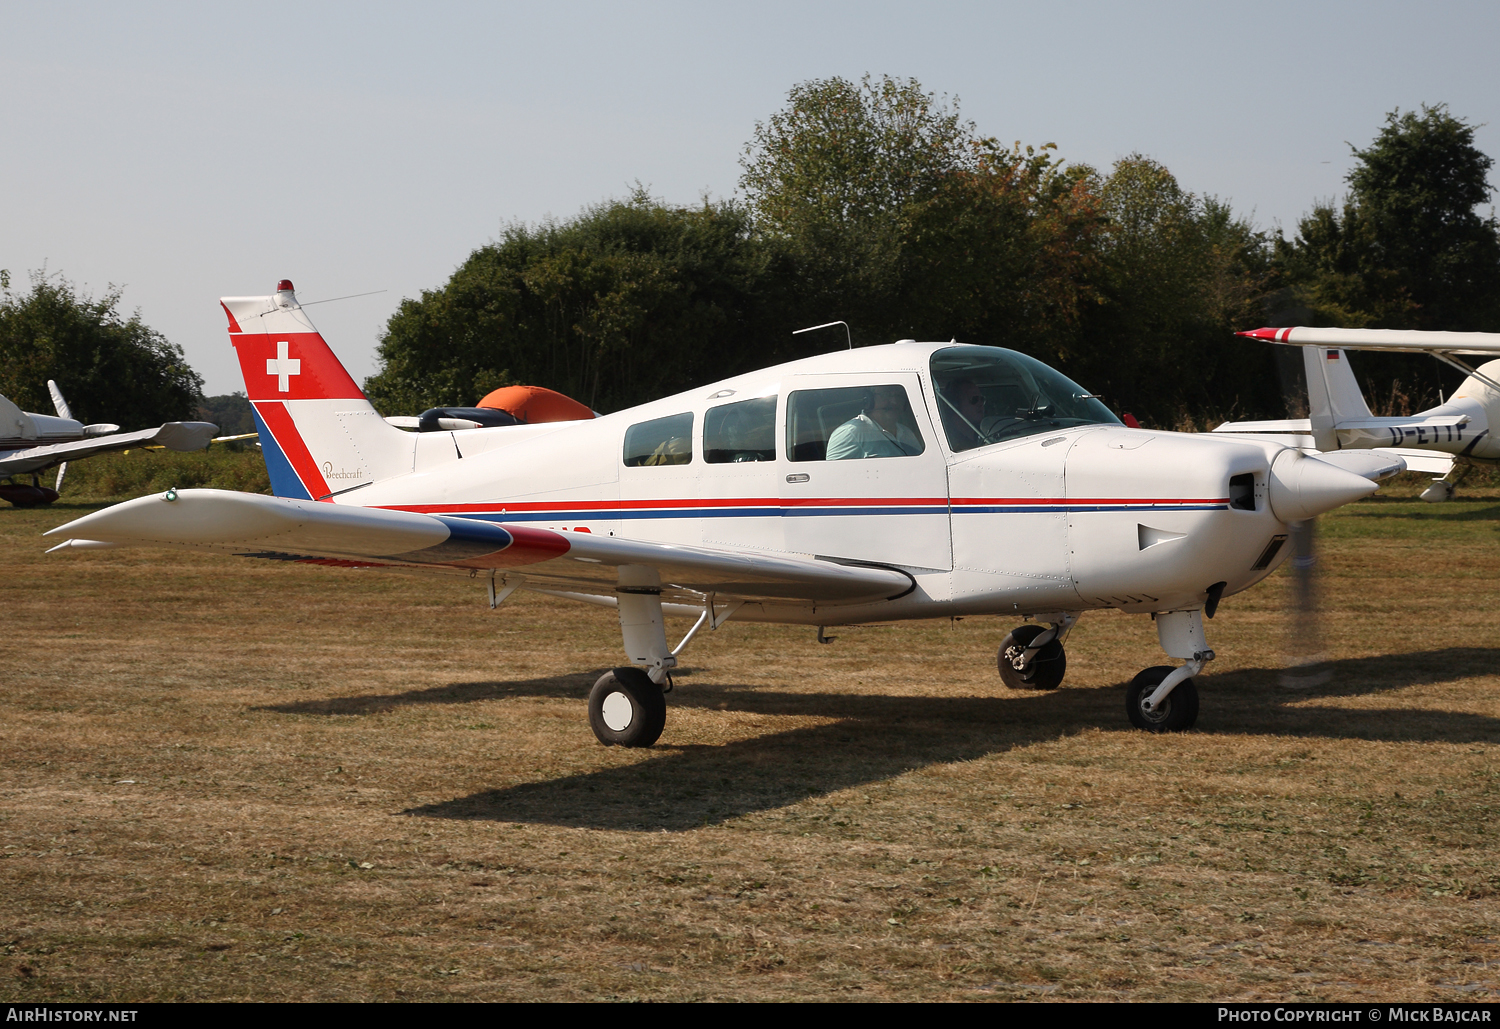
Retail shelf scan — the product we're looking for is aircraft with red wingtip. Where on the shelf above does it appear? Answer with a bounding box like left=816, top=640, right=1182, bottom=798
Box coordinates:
left=1215, top=327, right=1500, bottom=502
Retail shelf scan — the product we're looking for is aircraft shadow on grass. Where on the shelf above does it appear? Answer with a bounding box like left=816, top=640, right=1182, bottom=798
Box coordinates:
left=259, top=648, right=1500, bottom=832
left=418, top=648, right=1500, bottom=831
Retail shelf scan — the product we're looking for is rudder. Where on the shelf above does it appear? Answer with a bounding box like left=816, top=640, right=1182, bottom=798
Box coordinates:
left=223, top=281, right=412, bottom=500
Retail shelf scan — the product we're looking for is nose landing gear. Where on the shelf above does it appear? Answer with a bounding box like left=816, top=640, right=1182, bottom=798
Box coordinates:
left=1127, top=609, right=1213, bottom=732
left=1126, top=665, right=1200, bottom=732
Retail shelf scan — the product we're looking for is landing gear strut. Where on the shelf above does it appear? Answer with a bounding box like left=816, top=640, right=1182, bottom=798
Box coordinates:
left=998, top=613, right=1077, bottom=690
left=588, top=568, right=741, bottom=747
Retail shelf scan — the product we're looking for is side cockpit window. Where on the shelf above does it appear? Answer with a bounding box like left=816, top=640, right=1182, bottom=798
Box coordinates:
left=623, top=412, right=694, bottom=467
left=787, top=385, right=924, bottom=461
left=704, top=396, right=777, bottom=463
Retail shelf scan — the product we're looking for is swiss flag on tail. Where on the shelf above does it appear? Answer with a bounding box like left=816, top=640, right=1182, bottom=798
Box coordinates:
left=222, top=282, right=364, bottom=402
left=220, top=282, right=410, bottom=502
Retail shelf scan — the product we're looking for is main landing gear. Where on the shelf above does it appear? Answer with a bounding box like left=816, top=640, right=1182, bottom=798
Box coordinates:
left=997, top=613, right=1077, bottom=691
left=589, top=667, right=666, bottom=747
left=588, top=566, right=741, bottom=747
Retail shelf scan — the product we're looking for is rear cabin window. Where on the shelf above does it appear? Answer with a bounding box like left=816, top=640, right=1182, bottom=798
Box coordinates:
left=623, top=412, right=694, bottom=467
left=704, top=396, right=777, bottom=463
left=786, top=385, right=925, bottom=462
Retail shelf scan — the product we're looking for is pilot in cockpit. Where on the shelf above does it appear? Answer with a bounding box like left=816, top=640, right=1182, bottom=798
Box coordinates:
left=826, top=385, right=924, bottom=459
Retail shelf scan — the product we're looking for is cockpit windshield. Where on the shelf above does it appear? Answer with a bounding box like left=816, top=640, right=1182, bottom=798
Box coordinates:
left=930, top=346, right=1121, bottom=452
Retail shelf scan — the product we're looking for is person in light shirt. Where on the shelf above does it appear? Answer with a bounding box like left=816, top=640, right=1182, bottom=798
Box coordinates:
left=826, top=385, right=923, bottom=459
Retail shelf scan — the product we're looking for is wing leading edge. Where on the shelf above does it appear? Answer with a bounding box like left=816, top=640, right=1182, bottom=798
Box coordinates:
left=45, top=489, right=912, bottom=605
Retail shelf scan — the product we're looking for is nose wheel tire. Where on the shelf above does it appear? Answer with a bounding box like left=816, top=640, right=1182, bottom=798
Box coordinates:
left=1125, top=665, right=1199, bottom=732
left=589, top=667, right=667, bottom=747
left=997, top=624, right=1066, bottom=690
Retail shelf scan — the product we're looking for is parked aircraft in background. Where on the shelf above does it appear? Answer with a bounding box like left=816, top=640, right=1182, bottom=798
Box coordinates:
left=1, top=382, right=217, bottom=507
left=47, top=282, right=1401, bottom=741
left=1215, top=327, right=1500, bottom=502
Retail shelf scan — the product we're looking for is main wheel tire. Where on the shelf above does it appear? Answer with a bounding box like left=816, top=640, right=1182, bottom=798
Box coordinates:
left=1125, top=666, right=1199, bottom=732
left=588, top=667, right=667, bottom=747
left=997, top=624, right=1066, bottom=690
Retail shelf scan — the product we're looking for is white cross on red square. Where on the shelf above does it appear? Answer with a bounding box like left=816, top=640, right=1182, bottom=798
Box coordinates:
left=266, top=340, right=301, bottom=392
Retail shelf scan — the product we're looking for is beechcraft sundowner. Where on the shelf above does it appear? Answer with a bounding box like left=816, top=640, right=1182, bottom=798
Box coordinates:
left=47, top=281, right=1403, bottom=743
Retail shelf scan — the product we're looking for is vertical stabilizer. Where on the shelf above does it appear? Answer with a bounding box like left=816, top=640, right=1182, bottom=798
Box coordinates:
left=1303, top=347, right=1372, bottom=450
left=222, top=281, right=413, bottom=500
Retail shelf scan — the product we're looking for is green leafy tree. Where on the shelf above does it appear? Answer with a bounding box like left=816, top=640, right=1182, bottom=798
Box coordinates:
left=365, top=192, right=786, bottom=414
left=739, top=74, right=1107, bottom=353
left=1279, top=104, right=1500, bottom=331
left=1074, top=156, right=1277, bottom=425
left=0, top=272, right=203, bottom=427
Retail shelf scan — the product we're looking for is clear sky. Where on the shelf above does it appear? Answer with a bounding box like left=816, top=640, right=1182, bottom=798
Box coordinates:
left=3, top=0, right=1497, bottom=398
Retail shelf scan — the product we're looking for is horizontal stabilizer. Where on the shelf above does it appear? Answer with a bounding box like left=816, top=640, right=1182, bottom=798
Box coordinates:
left=1386, top=449, right=1455, bottom=475
left=1308, top=449, right=1406, bottom=481
left=46, top=489, right=912, bottom=605
left=1334, top=414, right=1468, bottom=431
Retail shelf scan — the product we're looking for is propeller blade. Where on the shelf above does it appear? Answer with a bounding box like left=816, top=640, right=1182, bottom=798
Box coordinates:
left=1280, top=518, right=1331, bottom=688
left=54, top=461, right=67, bottom=493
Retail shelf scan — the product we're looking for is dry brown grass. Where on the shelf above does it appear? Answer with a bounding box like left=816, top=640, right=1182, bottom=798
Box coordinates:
left=2, top=479, right=1499, bottom=1001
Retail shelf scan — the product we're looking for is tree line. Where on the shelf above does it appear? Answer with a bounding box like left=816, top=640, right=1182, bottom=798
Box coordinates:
left=365, top=79, right=1500, bottom=427
left=5, top=79, right=1498, bottom=430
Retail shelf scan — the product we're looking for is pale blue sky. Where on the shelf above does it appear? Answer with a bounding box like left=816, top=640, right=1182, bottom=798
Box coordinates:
left=3, top=1, right=1497, bottom=396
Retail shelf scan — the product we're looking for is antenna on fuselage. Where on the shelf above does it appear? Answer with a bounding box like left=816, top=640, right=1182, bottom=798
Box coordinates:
left=794, top=321, right=852, bottom=350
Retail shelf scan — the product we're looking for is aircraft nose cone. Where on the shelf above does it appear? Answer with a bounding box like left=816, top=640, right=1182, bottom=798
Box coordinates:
left=1266, top=449, right=1380, bottom=522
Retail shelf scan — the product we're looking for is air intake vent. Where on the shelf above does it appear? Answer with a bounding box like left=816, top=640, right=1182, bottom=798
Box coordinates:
left=1251, top=534, right=1288, bottom=570
left=1229, top=472, right=1256, bottom=511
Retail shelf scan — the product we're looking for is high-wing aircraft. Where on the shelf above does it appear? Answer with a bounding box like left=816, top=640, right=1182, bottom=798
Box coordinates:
left=1, top=381, right=218, bottom=507
left=46, top=281, right=1403, bottom=742
left=1214, top=327, right=1500, bottom=502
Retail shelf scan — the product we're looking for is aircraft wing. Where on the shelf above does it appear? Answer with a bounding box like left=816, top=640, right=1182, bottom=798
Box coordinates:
left=0, top=422, right=219, bottom=476
left=44, top=488, right=913, bottom=606
left=1238, top=326, right=1500, bottom=355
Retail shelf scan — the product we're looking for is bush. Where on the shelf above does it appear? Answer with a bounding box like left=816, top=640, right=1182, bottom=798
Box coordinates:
left=56, top=446, right=270, bottom=501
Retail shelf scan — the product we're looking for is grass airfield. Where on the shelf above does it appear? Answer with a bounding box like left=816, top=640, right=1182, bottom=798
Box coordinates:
left=2, top=473, right=1499, bottom=1002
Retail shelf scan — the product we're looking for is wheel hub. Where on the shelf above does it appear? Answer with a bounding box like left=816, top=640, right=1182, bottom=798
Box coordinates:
left=1138, top=693, right=1169, bottom=723
left=601, top=691, right=634, bottom=732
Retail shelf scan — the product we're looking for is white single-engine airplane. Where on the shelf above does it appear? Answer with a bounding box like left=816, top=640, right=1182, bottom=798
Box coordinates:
left=46, top=282, right=1404, bottom=741
left=2, top=381, right=218, bottom=507
left=1215, top=327, right=1500, bottom=502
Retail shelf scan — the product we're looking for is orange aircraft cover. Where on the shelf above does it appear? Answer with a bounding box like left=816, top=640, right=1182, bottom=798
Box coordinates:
left=476, top=385, right=595, bottom=423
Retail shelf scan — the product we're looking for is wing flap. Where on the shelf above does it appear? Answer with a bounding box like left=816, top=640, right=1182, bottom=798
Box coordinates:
left=46, top=489, right=911, bottom=603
